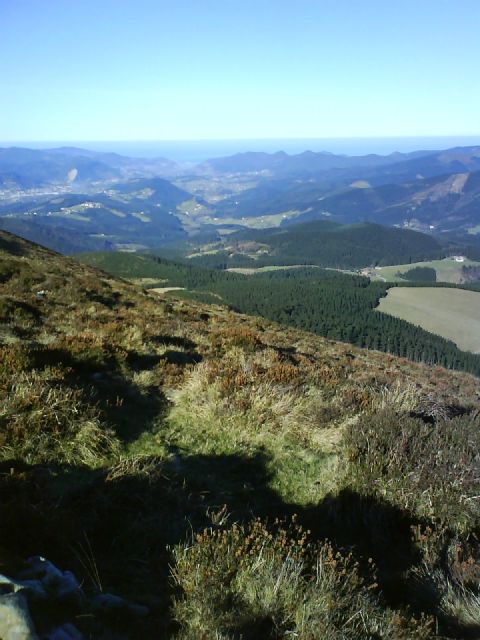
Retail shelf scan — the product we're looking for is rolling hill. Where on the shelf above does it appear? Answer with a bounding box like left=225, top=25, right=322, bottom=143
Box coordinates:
left=0, top=177, right=202, bottom=252
left=207, top=147, right=480, bottom=235
left=183, top=221, right=445, bottom=269
left=285, top=169, right=480, bottom=233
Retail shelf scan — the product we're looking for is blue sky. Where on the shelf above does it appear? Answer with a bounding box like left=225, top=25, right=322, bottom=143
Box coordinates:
left=1, top=0, right=479, bottom=141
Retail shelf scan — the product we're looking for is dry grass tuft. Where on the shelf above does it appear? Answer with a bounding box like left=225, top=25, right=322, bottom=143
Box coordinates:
left=0, top=368, right=118, bottom=465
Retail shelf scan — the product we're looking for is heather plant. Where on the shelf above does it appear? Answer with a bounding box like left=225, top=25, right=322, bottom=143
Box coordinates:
left=343, top=409, right=480, bottom=532
left=171, top=518, right=433, bottom=639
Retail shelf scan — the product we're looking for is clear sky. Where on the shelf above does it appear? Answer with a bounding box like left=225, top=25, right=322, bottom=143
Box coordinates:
left=1, top=0, right=479, bottom=142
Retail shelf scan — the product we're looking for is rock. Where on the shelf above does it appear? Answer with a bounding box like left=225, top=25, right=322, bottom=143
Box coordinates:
left=0, top=592, right=39, bottom=639
left=0, top=573, right=48, bottom=600
left=20, top=557, right=63, bottom=581
left=1, top=557, right=148, bottom=638
left=91, top=592, right=149, bottom=617
left=126, top=601, right=150, bottom=617
left=19, top=557, right=84, bottom=605
left=91, top=591, right=123, bottom=611
left=42, top=622, right=84, bottom=640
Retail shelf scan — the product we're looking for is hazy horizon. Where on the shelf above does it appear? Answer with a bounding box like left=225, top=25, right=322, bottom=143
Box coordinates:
left=2, top=136, right=480, bottom=164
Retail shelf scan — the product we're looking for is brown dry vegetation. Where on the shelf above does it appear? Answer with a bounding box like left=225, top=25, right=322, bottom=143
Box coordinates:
left=1, top=229, right=480, bottom=638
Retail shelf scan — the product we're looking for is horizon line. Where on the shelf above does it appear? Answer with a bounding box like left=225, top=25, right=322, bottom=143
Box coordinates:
left=2, top=134, right=480, bottom=144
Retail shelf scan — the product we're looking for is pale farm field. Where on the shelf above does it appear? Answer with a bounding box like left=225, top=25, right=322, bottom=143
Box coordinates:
left=377, top=287, right=480, bottom=353
left=371, top=258, right=480, bottom=284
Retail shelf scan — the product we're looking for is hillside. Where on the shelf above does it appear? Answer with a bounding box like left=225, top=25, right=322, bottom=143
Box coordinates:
left=0, top=177, right=198, bottom=252
left=183, top=221, right=445, bottom=269
left=2, top=234, right=480, bottom=638
left=79, top=250, right=480, bottom=375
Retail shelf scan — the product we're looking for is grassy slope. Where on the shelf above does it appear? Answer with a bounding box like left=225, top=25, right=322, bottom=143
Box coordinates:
left=377, top=287, right=480, bottom=353
left=2, top=230, right=480, bottom=638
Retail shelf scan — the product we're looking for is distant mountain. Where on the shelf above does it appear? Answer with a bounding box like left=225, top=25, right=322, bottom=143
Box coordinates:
left=0, top=146, right=179, bottom=189
left=209, top=148, right=480, bottom=234
left=0, top=147, right=121, bottom=188
left=3, top=144, right=480, bottom=248
left=198, top=148, right=432, bottom=177
left=361, top=146, right=480, bottom=186
left=282, top=169, right=480, bottom=234
left=47, top=147, right=180, bottom=177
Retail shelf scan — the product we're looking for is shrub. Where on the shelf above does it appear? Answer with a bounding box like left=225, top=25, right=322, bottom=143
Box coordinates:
left=0, top=344, right=32, bottom=387
left=209, top=325, right=262, bottom=353
left=171, top=518, right=433, bottom=639
left=343, top=409, right=480, bottom=532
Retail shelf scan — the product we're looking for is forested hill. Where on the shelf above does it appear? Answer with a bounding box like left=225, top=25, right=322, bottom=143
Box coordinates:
left=185, top=221, right=445, bottom=270
left=79, top=251, right=480, bottom=376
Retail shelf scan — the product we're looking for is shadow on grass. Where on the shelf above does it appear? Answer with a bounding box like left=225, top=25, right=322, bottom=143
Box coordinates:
left=0, top=447, right=474, bottom=638
left=0, top=450, right=282, bottom=637
left=29, top=345, right=170, bottom=443
left=150, top=334, right=197, bottom=350
left=0, top=231, right=26, bottom=256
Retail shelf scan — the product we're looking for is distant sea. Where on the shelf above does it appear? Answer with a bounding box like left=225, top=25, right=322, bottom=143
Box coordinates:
left=2, top=136, right=480, bottom=164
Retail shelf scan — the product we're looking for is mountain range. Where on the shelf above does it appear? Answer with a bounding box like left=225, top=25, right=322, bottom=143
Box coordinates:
left=210, top=147, right=480, bottom=234
left=1, top=144, right=480, bottom=252
left=0, top=146, right=179, bottom=189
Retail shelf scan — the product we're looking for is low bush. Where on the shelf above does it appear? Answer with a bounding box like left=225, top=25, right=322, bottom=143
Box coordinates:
left=343, top=409, right=480, bottom=532
left=171, top=518, right=433, bottom=639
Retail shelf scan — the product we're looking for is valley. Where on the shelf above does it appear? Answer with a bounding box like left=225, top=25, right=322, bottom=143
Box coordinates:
left=79, top=250, right=480, bottom=375
left=2, top=144, right=480, bottom=257
left=4, top=3, right=480, bottom=638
